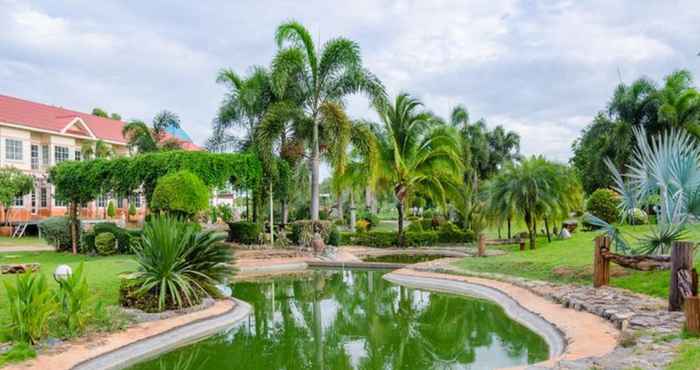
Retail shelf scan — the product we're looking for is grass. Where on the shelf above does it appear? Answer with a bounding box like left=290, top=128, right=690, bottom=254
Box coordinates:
left=453, top=223, right=700, bottom=298
left=667, top=338, right=700, bottom=370
left=0, top=252, right=136, bottom=323
left=0, top=236, right=47, bottom=247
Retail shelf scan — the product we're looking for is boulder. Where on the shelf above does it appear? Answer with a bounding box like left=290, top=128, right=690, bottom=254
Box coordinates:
left=1, top=263, right=40, bottom=274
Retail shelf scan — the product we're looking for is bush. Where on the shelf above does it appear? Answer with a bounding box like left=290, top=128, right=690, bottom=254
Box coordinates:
left=95, top=232, right=117, bottom=256
left=437, top=223, right=475, bottom=243
left=361, top=212, right=380, bottom=230
left=128, top=203, right=137, bottom=218
left=119, top=279, right=161, bottom=313
left=128, top=217, right=235, bottom=311
left=586, top=188, right=620, bottom=223
left=216, top=204, right=234, bottom=223
left=355, top=219, right=370, bottom=232
left=351, top=231, right=398, bottom=247
left=328, top=227, right=341, bottom=246
left=406, top=222, right=423, bottom=232
left=85, top=223, right=140, bottom=254
left=290, top=220, right=333, bottom=246
left=2, top=273, right=56, bottom=344
left=39, top=217, right=76, bottom=251
left=0, top=342, right=36, bottom=367
left=151, top=170, right=210, bottom=219
left=54, top=262, right=89, bottom=336
left=227, top=221, right=261, bottom=245
left=319, top=210, right=330, bottom=220
left=106, top=200, right=116, bottom=218
left=626, top=208, right=648, bottom=225
left=404, top=231, right=439, bottom=247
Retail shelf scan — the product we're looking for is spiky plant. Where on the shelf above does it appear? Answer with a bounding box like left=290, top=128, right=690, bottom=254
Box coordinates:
left=130, top=217, right=235, bottom=310
left=591, top=127, right=700, bottom=255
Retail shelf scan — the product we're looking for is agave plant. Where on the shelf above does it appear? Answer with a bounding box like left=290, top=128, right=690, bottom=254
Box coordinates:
left=589, top=127, right=700, bottom=255
left=130, top=217, right=235, bottom=311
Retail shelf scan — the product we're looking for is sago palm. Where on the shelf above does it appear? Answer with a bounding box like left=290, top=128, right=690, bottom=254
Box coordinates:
left=270, top=20, right=386, bottom=221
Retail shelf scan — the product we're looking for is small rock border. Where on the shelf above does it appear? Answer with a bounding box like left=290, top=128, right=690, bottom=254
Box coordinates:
left=121, top=298, right=216, bottom=323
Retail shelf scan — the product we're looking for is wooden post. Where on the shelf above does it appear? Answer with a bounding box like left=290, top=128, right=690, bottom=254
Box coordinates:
left=477, top=234, right=486, bottom=257
left=519, top=239, right=525, bottom=251
left=593, top=235, right=611, bottom=288
left=686, top=296, right=700, bottom=334
left=670, top=241, right=695, bottom=311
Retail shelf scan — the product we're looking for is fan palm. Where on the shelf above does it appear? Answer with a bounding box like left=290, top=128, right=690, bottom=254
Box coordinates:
left=377, top=93, right=462, bottom=244
left=122, top=110, right=182, bottom=154
left=270, top=20, right=386, bottom=221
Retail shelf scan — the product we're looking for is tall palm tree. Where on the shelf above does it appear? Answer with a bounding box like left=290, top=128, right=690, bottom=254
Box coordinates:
left=122, top=110, right=182, bottom=153
left=80, top=139, right=113, bottom=159
left=489, top=156, right=565, bottom=249
left=270, top=20, right=385, bottom=221
left=657, top=69, right=700, bottom=137
left=377, top=93, right=462, bottom=244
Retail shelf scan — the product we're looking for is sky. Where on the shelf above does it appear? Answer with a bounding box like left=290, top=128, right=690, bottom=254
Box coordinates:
left=1, top=0, right=699, bottom=163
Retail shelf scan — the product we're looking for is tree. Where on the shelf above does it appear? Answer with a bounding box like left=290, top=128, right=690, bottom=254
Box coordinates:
left=376, top=93, right=462, bottom=244
left=92, top=108, right=122, bottom=121
left=657, top=70, right=700, bottom=136
left=80, top=139, right=113, bottom=160
left=150, top=170, right=210, bottom=220
left=489, top=156, right=574, bottom=249
left=270, top=20, right=385, bottom=221
left=122, top=110, right=182, bottom=153
left=0, top=167, right=34, bottom=226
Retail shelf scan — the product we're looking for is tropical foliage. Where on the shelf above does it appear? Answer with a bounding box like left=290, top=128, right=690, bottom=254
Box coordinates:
left=3, top=273, right=56, bottom=344
left=151, top=170, right=210, bottom=219
left=122, top=110, right=183, bottom=153
left=0, top=167, right=34, bottom=226
left=129, top=217, right=235, bottom=311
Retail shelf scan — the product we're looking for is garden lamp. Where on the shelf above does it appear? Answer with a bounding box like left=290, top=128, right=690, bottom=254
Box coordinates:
left=53, top=264, right=72, bottom=282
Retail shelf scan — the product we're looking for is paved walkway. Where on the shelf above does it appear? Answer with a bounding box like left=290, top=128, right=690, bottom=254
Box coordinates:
left=0, top=245, right=54, bottom=253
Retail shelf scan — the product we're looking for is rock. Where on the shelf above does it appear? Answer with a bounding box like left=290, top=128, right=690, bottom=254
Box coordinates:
left=1, top=263, right=40, bottom=274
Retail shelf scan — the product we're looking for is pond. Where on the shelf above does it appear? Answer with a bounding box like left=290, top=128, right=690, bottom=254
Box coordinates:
left=128, top=269, right=549, bottom=370
left=361, top=253, right=452, bottom=264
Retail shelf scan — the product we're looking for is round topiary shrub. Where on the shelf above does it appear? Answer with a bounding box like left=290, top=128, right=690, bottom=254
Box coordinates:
left=95, top=232, right=117, bottom=255
left=151, top=170, right=210, bottom=219
left=586, top=188, right=620, bottom=223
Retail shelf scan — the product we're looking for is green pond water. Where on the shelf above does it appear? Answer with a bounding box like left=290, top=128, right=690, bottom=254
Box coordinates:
left=128, top=269, right=548, bottom=370
left=361, top=254, right=450, bottom=264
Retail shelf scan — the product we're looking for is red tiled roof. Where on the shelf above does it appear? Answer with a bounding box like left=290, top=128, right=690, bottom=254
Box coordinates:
left=0, top=94, right=201, bottom=150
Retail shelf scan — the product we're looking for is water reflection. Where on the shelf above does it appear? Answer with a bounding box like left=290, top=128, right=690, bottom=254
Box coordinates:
left=129, top=269, right=548, bottom=370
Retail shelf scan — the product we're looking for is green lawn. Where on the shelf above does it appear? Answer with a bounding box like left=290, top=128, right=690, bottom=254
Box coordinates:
left=0, top=236, right=48, bottom=247
left=454, top=224, right=700, bottom=298
left=0, top=252, right=135, bottom=322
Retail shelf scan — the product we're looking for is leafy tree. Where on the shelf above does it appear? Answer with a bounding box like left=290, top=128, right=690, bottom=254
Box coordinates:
left=109, top=113, right=122, bottom=121
left=91, top=108, right=109, bottom=118
left=122, top=110, right=182, bottom=153
left=376, top=93, right=462, bottom=244
left=151, top=170, right=210, bottom=220
left=0, top=167, right=34, bottom=226
left=269, top=20, right=385, bottom=221
left=80, top=140, right=114, bottom=159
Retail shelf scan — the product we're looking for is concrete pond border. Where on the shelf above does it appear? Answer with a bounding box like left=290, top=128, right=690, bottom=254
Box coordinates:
left=383, top=272, right=566, bottom=360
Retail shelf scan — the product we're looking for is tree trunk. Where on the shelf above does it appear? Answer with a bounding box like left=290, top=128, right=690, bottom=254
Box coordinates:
left=349, top=191, right=357, bottom=233
left=397, top=201, right=405, bottom=247
left=269, top=182, right=274, bottom=245
left=252, top=191, right=258, bottom=223
left=336, top=192, right=344, bottom=221
left=70, top=201, right=78, bottom=255
left=524, top=211, right=536, bottom=249
left=463, top=190, right=470, bottom=229
left=544, top=217, right=551, bottom=242
left=282, top=199, right=288, bottom=226
left=477, top=233, right=486, bottom=257
left=310, top=121, right=320, bottom=221
left=507, top=217, right=512, bottom=240
left=246, top=190, right=250, bottom=221
left=670, top=241, right=695, bottom=311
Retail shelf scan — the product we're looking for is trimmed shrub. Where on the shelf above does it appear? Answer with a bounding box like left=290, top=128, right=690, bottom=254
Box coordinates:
left=106, top=200, right=116, bottom=219
left=95, top=232, right=117, bottom=256
left=586, top=188, right=620, bottom=223
left=91, top=223, right=140, bottom=254
left=437, top=223, right=475, bottom=243
left=227, top=221, right=261, bottom=244
left=404, top=231, right=439, bottom=247
left=351, top=231, right=399, bottom=247
left=79, top=230, right=97, bottom=254
left=38, top=216, right=76, bottom=251
left=626, top=208, right=648, bottom=225
left=128, top=203, right=137, bottom=220
left=328, top=227, right=341, bottom=246
left=151, top=170, right=210, bottom=219
left=290, top=220, right=332, bottom=246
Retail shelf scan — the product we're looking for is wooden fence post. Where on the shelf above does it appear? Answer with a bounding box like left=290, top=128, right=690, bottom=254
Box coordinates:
left=669, top=241, right=695, bottom=311
left=593, top=235, right=611, bottom=288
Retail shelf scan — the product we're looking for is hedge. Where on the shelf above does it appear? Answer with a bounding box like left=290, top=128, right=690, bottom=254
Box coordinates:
left=227, top=221, right=261, bottom=244
left=39, top=216, right=76, bottom=251
left=290, top=220, right=333, bottom=246
left=80, top=223, right=141, bottom=254
left=339, top=229, right=475, bottom=248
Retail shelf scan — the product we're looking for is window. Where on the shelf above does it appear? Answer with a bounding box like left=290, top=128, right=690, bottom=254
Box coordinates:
left=31, top=145, right=39, bottom=169
left=41, top=145, right=49, bottom=166
left=5, top=139, right=23, bottom=161
left=31, top=190, right=36, bottom=213
left=13, top=196, right=23, bottom=207
left=54, top=146, right=69, bottom=163
left=117, top=196, right=124, bottom=208
left=54, top=198, right=66, bottom=207
left=130, top=193, right=142, bottom=208
left=97, top=194, right=107, bottom=208
left=74, top=150, right=81, bottom=161
left=40, top=187, right=47, bottom=208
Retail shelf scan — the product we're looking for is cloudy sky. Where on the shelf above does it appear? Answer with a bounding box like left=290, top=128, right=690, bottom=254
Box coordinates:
left=1, top=0, right=699, bottom=162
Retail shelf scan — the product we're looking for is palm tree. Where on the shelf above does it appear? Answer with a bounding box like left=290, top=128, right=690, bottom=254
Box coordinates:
left=122, top=110, right=182, bottom=153
left=80, top=139, right=113, bottom=159
left=270, top=20, right=385, bottom=221
left=377, top=93, right=462, bottom=244
left=656, top=70, right=700, bottom=137
left=489, top=156, right=565, bottom=249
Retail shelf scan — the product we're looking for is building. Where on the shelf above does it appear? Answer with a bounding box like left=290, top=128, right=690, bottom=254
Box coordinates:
left=0, top=94, right=199, bottom=226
